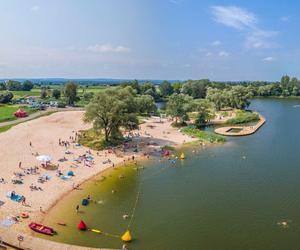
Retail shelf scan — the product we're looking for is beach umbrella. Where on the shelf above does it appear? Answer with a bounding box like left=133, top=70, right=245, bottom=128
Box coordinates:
left=36, top=155, right=52, bottom=162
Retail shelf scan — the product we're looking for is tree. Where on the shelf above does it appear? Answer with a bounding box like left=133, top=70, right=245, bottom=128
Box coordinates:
left=64, top=81, right=78, bottom=106
left=84, top=87, right=138, bottom=142
left=83, top=92, right=94, bottom=102
left=172, top=82, right=182, bottom=94
left=166, top=93, right=192, bottom=125
left=0, top=91, right=13, bottom=103
left=40, top=88, right=47, bottom=99
left=227, top=86, right=252, bottom=109
left=22, top=80, right=34, bottom=91
left=206, top=88, right=227, bottom=111
left=121, top=79, right=140, bottom=94
left=0, top=83, right=6, bottom=90
left=181, top=79, right=209, bottom=98
left=52, top=89, right=61, bottom=99
left=281, top=75, right=290, bottom=93
left=192, top=99, right=213, bottom=127
left=159, top=81, right=173, bottom=97
left=135, top=95, right=157, bottom=115
left=6, top=80, right=22, bottom=91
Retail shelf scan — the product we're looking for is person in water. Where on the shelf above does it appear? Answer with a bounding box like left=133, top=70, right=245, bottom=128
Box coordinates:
left=122, top=244, right=128, bottom=250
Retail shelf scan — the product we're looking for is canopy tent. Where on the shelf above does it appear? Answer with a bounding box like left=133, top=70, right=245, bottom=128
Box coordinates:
left=14, top=109, right=27, bottom=118
left=36, top=155, right=52, bottom=162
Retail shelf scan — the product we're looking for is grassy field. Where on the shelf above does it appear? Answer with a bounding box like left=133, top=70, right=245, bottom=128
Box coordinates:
left=182, top=126, right=225, bottom=143
left=0, top=85, right=111, bottom=100
left=0, top=89, right=40, bottom=98
left=78, top=128, right=123, bottom=150
left=0, top=105, right=37, bottom=123
left=226, top=110, right=259, bottom=125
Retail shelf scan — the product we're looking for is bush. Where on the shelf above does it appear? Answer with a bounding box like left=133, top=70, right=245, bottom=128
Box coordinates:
left=182, top=126, right=225, bottom=143
left=226, top=110, right=259, bottom=125
left=0, top=91, right=14, bottom=103
left=52, top=89, right=61, bottom=99
left=57, top=102, right=66, bottom=108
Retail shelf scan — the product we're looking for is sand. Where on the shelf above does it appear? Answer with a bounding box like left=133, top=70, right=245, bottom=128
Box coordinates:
left=0, top=111, right=195, bottom=248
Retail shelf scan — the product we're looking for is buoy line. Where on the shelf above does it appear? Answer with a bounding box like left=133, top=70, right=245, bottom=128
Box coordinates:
left=127, top=171, right=142, bottom=230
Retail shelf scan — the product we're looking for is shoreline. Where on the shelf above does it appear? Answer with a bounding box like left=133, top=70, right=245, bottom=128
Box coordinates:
left=0, top=112, right=196, bottom=250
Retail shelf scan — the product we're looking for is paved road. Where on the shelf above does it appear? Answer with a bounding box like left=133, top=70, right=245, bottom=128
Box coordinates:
left=0, top=107, right=84, bottom=128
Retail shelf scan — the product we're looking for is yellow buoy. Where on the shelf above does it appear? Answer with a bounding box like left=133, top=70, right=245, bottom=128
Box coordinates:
left=180, top=153, right=185, bottom=160
left=121, top=230, right=132, bottom=242
left=91, top=229, right=102, bottom=234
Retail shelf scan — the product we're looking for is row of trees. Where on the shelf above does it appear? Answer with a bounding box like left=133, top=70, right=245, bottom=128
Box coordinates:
left=0, top=80, right=34, bottom=91
left=39, top=81, right=79, bottom=106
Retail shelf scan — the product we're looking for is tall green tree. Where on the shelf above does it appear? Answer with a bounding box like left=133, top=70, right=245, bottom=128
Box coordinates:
left=6, top=80, right=22, bottom=91
left=84, top=87, right=138, bottom=142
left=159, top=81, right=173, bottom=97
left=172, top=82, right=182, bottom=94
left=64, top=81, right=78, bottom=106
left=40, top=87, right=47, bottom=99
left=52, top=89, right=61, bottom=99
left=181, top=79, right=209, bottom=99
left=22, top=80, right=34, bottom=91
left=192, top=99, right=214, bottom=127
left=166, top=93, right=192, bottom=125
left=135, top=95, right=157, bottom=115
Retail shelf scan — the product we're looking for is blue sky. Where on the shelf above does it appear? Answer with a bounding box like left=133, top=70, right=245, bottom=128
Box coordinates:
left=0, top=0, right=299, bottom=81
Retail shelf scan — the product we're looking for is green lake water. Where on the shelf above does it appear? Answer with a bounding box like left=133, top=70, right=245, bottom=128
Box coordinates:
left=40, top=98, right=300, bottom=250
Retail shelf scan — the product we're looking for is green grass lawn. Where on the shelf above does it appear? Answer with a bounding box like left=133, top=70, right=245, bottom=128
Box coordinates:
left=0, top=89, right=40, bottom=98
left=0, top=104, right=37, bottom=123
left=182, top=126, right=225, bottom=143
left=226, top=110, right=259, bottom=125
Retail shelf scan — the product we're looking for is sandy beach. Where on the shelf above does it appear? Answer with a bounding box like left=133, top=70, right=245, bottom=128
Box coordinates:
left=0, top=111, right=195, bottom=249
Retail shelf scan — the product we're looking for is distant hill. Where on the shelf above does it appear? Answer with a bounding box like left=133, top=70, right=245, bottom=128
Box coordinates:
left=0, top=78, right=180, bottom=85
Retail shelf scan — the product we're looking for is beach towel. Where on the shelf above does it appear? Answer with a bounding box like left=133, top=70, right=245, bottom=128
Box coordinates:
left=42, top=173, right=52, bottom=180
left=0, top=218, right=16, bottom=228
left=11, top=195, right=23, bottom=202
left=61, top=175, right=71, bottom=180
left=5, top=192, right=23, bottom=202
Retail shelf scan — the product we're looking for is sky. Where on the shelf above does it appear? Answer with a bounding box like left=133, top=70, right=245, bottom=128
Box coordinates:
left=0, top=0, right=299, bottom=81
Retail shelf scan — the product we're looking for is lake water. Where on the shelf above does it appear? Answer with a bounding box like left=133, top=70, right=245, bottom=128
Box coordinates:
left=41, top=98, right=300, bottom=250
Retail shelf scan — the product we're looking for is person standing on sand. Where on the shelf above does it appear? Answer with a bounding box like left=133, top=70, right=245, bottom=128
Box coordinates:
left=18, top=162, right=22, bottom=168
left=76, top=205, right=79, bottom=213
left=21, top=196, right=26, bottom=206
left=29, top=141, right=32, bottom=147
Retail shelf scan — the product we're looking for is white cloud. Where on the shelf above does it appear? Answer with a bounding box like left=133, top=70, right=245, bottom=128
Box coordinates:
left=31, top=5, right=39, bottom=12
left=211, top=5, right=279, bottom=50
left=262, top=56, right=275, bottom=62
left=87, top=44, right=130, bottom=53
left=245, top=30, right=278, bottom=49
left=206, top=52, right=213, bottom=57
left=211, top=6, right=256, bottom=30
left=211, top=40, right=221, bottom=46
left=219, top=51, right=229, bottom=57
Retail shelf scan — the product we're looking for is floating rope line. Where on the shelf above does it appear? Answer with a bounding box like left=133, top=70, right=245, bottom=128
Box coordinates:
left=126, top=161, right=173, bottom=229
left=127, top=171, right=143, bottom=230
